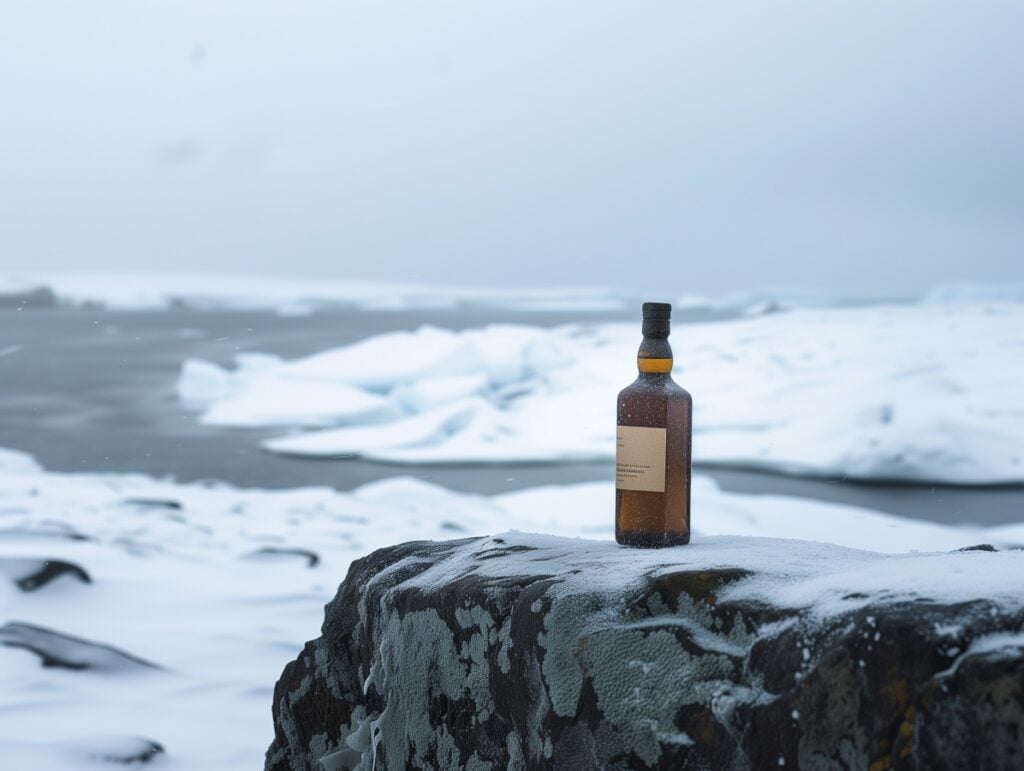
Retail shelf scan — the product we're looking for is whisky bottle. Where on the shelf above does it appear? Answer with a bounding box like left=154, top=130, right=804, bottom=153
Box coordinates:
left=615, top=302, right=692, bottom=547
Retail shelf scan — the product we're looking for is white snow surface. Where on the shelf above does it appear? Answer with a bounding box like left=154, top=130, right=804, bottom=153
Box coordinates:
left=2, top=272, right=625, bottom=313
left=678, top=286, right=837, bottom=317
left=179, top=303, right=1024, bottom=483
left=1, top=450, right=1023, bottom=768
left=924, top=282, right=1024, bottom=305
left=0, top=448, right=43, bottom=475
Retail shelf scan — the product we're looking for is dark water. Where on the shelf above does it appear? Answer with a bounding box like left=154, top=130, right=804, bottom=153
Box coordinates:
left=0, top=307, right=1021, bottom=526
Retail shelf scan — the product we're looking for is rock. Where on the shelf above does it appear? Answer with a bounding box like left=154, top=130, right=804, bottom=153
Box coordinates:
left=0, top=622, right=163, bottom=673
left=265, top=534, right=1024, bottom=770
left=121, top=497, right=184, bottom=510
left=66, top=735, right=164, bottom=765
left=0, top=557, right=92, bottom=591
left=1, top=735, right=165, bottom=767
left=242, top=547, right=320, bottom=568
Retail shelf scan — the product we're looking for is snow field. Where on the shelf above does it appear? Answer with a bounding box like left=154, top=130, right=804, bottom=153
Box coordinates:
left=2, top=448, right=1022, bottom=767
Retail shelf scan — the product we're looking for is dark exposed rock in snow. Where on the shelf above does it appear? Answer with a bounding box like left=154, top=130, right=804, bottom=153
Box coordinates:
left=0, top=622, right=163, bottom=673
left=243, top=547, right=320, bottom=568
left=121, top=497, right=184, bottom=510
left=3, top=735, right=165, bottom=766
left=69, top=735, right=165, bottom=765
left=266, top=534, right=1024, bottom=770
left=0, top=557, right=92, bottom=591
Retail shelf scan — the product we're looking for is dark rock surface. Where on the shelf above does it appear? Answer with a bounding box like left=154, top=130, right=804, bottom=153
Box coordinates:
left=265, top=535, right=1024, bottom=770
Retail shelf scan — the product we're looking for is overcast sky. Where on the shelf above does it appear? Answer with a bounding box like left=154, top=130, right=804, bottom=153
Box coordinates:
left=1, top=1, right=1022, bottom=296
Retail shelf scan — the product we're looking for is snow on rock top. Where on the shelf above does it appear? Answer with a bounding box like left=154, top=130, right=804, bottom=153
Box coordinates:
left=178, top=303, right=1024, bottom=484
left=399, top=531, right=1024, bottom=619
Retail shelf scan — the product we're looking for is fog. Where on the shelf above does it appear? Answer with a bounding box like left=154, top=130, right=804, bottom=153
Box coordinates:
left=2, top=0, right=1022, bottom=296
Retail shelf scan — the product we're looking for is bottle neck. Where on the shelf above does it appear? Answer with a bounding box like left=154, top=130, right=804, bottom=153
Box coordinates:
left=637, top=335, right=672, bottom=376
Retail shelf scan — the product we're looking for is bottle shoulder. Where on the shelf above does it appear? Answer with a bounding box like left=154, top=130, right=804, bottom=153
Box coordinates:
left=618, top=376, right=691, bottom=401
left=667, top=379, right=692, bottom=400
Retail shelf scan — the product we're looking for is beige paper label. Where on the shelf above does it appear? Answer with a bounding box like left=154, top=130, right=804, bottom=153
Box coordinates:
left=616, top=426, right=666, bottom=492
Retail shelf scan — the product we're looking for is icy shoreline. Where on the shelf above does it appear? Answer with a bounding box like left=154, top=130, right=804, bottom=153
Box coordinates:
left=5, top=273, right=1020, bottom=315
left=179, top=303, right=1024, bottom=485
left=1, top=272, right=845, bottom=315
left=1, top=273, right=626, bottom=313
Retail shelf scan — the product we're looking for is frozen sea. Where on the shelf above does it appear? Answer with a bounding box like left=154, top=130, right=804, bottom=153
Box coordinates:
left=1, top=305, right=1021, bottom=526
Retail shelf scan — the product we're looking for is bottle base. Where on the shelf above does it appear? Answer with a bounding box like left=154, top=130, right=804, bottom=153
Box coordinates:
left=616, top=531, right=690, bottom=548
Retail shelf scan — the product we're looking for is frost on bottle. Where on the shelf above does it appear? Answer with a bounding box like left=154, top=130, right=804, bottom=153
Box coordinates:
left=615, top=302, right=692, bottom=547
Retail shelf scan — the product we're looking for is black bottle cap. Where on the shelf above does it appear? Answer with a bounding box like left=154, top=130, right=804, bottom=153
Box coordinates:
left=642, top=302, right=672, bottom=320
left=641, top=302, right=671, bottom=337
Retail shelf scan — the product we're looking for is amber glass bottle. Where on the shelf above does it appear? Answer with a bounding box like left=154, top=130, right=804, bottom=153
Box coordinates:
left=615, top=302, right=692, bottom=547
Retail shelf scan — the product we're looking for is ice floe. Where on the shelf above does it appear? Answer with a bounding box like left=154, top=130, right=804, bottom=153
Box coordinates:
left=678, top=286, right=838, bottom=317
left=179, top=303, right=1024, bottom=484
left=1, top=450, right=1022, bottom=767
left=0, top=448, right=43, bottom=475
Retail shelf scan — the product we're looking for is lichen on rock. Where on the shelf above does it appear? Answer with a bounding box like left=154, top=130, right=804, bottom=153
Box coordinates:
left=266, top=533, right=1024, bottom=770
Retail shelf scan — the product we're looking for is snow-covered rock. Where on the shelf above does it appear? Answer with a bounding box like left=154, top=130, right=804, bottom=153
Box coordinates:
left=179, top=304, right=1024, bottom=484
left=266, top=533, right=1024, bottom=770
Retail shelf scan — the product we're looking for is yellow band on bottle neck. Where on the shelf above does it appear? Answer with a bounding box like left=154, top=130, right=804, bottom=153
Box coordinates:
left=637, top=357, right=672, bottom=374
